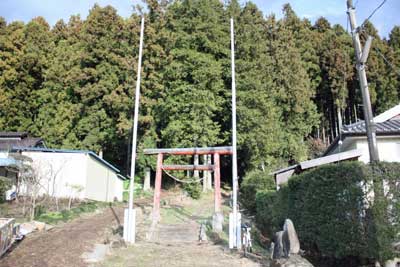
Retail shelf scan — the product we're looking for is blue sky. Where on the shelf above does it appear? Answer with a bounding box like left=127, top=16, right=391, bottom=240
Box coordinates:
left=0, top=0, right=399, bottom=38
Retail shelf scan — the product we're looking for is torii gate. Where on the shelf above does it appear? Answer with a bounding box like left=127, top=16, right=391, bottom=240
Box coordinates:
left=143, top=146, right=233, bottom=225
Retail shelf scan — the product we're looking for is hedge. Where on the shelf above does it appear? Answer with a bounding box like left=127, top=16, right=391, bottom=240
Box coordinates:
left=240, top=169, right=275, bottom=213
left=255, top=161, right=400, bottom=263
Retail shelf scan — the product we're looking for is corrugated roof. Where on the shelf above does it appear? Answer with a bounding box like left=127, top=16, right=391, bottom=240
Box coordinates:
left=11, top=147, right=120, bottom=173
left=0, top=137, right=44, bottom=151
left=0, top=132, right=28, bottom=138
left=271, top=149, right=362, bottom=176
left=342, top=120, right=400, bottom=134
left=0, top=158, right=19, bottom=167
left=373, top=104, right=400, bottom=123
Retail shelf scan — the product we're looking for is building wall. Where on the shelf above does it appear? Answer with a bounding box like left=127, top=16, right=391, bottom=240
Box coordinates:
left=355, top=137, right=400, bottom=163
left=20, top=151, right=88, bottom=199
left=85, top=155, right=122, bottom=202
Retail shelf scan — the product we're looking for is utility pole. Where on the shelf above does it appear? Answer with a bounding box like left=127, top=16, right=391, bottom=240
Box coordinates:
left=124, top=16, right=145, bottom=244
left=347, top=0, right=379, bottom=162
left=229, top=17, right=241, bottom=249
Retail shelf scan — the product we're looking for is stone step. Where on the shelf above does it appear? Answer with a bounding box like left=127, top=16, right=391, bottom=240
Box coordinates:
left=153, top=223, right=199, bottom=244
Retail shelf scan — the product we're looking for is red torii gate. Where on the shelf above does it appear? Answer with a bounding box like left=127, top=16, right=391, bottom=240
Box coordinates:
left=143, top=146, right=233, bottom=222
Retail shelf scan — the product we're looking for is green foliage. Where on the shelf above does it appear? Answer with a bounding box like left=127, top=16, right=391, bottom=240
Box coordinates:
left=0, top=178, right=11, bottom=203
left=183, top=180, right=202, bottom=200
left=122, top=181, right=152, bottom=202
left=240, top=170, right=275, bottom=213
left=366, top=162, right=400, bottom=262
left=36, top=201, right=107, bottom=224
left=1, top=1, right=399, bottom=178
left=255, top=186, right=289, bottom=238
left=255, top=162, right=400, bottom=263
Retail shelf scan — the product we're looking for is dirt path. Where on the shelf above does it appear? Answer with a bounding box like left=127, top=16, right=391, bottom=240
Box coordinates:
left=96, top=192, right=268, bottom=267
left=0, top=201, right=150, bottom=267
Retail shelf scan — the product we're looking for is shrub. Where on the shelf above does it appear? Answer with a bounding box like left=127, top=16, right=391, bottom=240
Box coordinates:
left=0, top=178, right=11, bottom=203
left=183, top=180, right=201, bottom=199
left=240, top=170, right=275, bottom=213
left=255, top=186, right=289, bottom=238
left=287, top=162, right=369, bottom=259
left=254, top=161, right=400, bottom=264
left=366, top=162, right=400, bottom=262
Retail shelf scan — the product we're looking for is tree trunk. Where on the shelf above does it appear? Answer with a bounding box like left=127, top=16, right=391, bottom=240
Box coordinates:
left=354, top=104, right=358, bottom=122
left=55, top=197, right=59, bottom=212
left=68, top=195, right=72, bottom=210
left=22, top=195, right=26, bottom=216
left=30, top=195, right=36, bottom=221
left=337, top=106, right=343, bottom=136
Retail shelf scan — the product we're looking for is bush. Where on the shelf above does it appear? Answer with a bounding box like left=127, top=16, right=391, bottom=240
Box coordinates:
left=0, top=178, right=11, bottom=203
left=240, top=170, right=275, bottom=213
left=255, top=187, right=289, bottom=238
left=255, top=161, right=400, bottom=264
left=183, top=180, right=201, bottom=199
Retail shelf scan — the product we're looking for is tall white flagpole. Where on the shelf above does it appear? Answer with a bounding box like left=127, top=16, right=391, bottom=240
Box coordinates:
left=124, top=16, right=145, bottom=244
left=230, top=17, right=240, bottom=249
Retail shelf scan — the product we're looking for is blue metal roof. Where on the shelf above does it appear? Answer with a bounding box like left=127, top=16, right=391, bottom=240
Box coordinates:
left=11, top=147, right=120, bottom=173
left=0, top=157, right=19, bottom=167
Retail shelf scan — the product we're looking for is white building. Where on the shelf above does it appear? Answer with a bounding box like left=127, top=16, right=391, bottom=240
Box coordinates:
left=272, top=104, right=400, bottom=188
left=11, top=147, right=125, bottom=202
left=324, top=104, right=400, bottom=163
left=0, top=132, right=125, bottom=202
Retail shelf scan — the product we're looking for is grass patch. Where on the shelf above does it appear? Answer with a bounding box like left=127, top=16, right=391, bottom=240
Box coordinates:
left=160, top=207, right=189, bottom=224
left=122, top=182, right=152, bottom=202
left=36, top=201, right=109, bottom=224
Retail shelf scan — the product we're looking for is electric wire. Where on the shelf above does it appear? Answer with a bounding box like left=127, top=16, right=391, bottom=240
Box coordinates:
left=360, top=0, right=387, bottom=29
left=359, top=29, right=400, bottom=77
left=373, top=46, right=400, bottom=77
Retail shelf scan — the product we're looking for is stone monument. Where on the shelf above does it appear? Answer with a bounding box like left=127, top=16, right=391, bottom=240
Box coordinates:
left=270, top=219, right=314, bottom=267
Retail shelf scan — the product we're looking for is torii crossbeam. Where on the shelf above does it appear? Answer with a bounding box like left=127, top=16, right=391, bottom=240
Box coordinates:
left=143, top=146, right=233, bottom=225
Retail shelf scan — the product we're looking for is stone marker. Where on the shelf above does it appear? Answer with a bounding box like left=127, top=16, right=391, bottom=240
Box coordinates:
left=273, top=231, right=286, bottom=259
left=384, top=257, right=400, bottom=267
left=212, top=212, right=224, bottom=233
left=271, top=254, right=314, bottom=267
left=199, top=223, right=207, bottom=242
left=283, top=219, right=300, bottom=254
left=271, top=218, right=314, bottom=267
left=144, top=167, right=151, bottom=191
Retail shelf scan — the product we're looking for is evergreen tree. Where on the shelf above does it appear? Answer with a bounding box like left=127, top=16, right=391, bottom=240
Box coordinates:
left=269, top=11, right=319, bottom=161
left=160, top=0, right=228, bottom=149
left=232, top=2, right=283, bottom=171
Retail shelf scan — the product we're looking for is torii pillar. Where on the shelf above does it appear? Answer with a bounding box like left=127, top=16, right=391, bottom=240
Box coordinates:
left=153, top=153, right=163, bottom=222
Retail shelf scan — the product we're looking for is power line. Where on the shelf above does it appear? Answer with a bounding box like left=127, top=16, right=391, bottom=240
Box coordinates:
left=373, top=47, right=400, bottom=77
left=360, top=0, right=387, bottom=29
left=359, top=29, right=400, bottom=77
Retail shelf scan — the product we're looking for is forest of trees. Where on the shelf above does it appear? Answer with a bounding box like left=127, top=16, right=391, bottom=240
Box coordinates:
left=0, top=0, right=399, bottom=177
